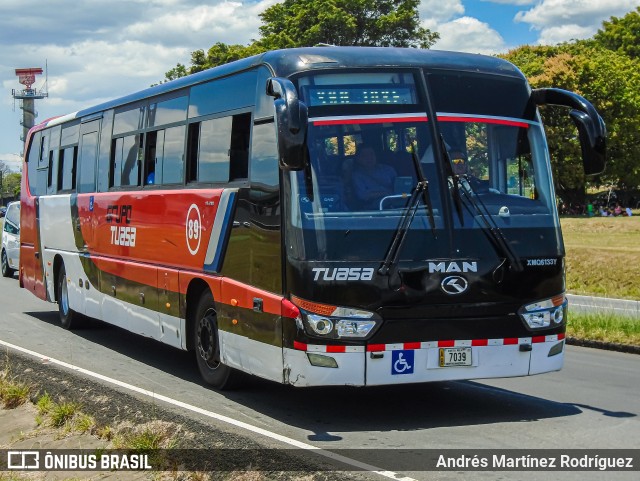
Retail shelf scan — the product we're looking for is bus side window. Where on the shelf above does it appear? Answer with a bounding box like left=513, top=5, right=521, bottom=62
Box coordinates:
left=191, top=116, right=233, bottom=183
left=186, top=123, right=199, bottom=183
left=78, top=130, right=99, bottom=193
left=120, top=134, right=141, bottom=187
left=229, top=113, right=251, bottom=181
left=39, top=132, right=49, bottom=166
left=47, top=150, right=54, bottom=189
left=59, top=146, right=78, bottom=191
left=26, top=131, right=41, bottom=196
left=144, top=131, right=159, bottom=185
left=57, top=149, right=65, bottom=191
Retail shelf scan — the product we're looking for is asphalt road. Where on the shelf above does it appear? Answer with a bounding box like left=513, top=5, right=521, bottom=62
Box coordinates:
left=0, top=274, right=638, bottom=480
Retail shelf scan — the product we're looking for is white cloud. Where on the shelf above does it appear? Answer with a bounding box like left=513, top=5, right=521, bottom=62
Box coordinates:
left=418, top=0, right=507, bottom=54
left=0, top=1, right=270, bottom=158
left=431, top=16, right=508, bottom=55
left=123, top=0, right=279, bottom=47
left=537, top=24, right=596, bottom=44
left=419, top=0, right=465, bottom=24
left=515, top=0, right=640, bottom=44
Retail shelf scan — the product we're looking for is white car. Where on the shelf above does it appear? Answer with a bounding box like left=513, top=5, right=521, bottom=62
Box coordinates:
left=2, top=201, right=20, bottom=278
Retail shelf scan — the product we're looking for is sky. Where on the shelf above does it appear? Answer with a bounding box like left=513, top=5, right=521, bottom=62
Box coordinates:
left=1, top=0, right=639, bottom=171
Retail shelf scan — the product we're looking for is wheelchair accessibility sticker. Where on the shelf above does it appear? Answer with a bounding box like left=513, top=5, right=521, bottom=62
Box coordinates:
left=391, top=350, right=414, bottom=375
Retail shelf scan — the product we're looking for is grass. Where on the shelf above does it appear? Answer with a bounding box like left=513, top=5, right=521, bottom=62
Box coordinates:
left=34, top=391, right=96, bottom=433
left=111, top=420, right=179, bottom=450
left=561, top=216, right=640, bottom=299
left=0, top=368, right=30, bottom=409
left=567, top=311, right=640, bottom=345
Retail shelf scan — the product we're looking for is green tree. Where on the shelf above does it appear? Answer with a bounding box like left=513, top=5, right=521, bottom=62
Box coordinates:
left=3, top=172, right=21, bottom=197
left=594, top=7, right=640, bottom=60
left=167, top=0, right=438, bottom=76
left=258, top=0, right=438, bottom=49
left=502, top=42, right=640, bottom=203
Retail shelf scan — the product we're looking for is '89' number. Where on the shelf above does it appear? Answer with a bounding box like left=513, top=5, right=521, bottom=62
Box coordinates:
left=188, top=219, right=200, bottom=240
left=186, top=204, right=202, bottom=255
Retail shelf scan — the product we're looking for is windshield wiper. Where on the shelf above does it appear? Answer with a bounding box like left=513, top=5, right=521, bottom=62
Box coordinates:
left=439, top=135, right=464, bottom=226
left=438, top=134, right=522, bottom=272
left=378, top=148, right=436, bottom=276
left=456, top=175, right=524, bottom=273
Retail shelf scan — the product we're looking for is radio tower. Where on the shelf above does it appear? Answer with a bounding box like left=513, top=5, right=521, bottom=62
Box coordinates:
left=12, top=67, right=48, bottom=148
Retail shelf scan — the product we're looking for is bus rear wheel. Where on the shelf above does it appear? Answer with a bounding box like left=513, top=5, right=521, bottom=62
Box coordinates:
left=56, top=263, right=79, bottom=329
left=194, top=291, right=239, bottom=389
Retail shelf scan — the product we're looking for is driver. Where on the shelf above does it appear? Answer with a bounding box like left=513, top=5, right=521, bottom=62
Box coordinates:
left=351, top=147, right=397, bottom=209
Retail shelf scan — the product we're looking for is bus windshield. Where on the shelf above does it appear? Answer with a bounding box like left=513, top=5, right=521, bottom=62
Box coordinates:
left=287, top=70, right=561, bottom=264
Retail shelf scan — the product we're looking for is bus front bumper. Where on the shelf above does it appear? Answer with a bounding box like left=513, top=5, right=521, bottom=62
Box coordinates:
left=283, top=334, right=565, bottom=387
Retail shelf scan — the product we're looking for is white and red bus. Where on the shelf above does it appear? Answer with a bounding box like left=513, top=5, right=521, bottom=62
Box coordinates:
left=20, top=47, right=605, bottom=388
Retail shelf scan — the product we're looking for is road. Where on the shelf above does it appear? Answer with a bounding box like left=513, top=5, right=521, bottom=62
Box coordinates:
left=0, top=274, right=638, bottom=479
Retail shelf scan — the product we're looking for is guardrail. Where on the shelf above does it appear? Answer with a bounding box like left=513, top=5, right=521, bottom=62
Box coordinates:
left=567, top=293, right=640, bottom=319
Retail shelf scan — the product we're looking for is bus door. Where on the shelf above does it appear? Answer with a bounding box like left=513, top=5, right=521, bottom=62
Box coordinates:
left=76, top=119, right=102, bottom=318
left=21, top=129, right=48, bottom=300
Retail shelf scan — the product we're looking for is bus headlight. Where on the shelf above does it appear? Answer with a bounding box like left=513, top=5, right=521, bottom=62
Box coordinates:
left=291, top=296, right=380, bottom=339
left=335, top=319, right=377, bottom=338
left=518, top=295, right=567, bottom=330
left=307, top=315, right=334, bottom=335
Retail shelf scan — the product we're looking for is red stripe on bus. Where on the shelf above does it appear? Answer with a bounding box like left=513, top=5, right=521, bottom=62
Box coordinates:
left=438, top=116, right=530, bottom=128
left=293, top=341, right=307, bottom=351
left=404, top=342, right=421, bottom=350
left=558, top=333, right=565, bottom=340
left=503, top=338, right=519, bottom=345
left=367, top=344, right=386, bottom=352
left=313, top=116, right=428, bottom=126
left=472, top=339, right=489, bottom=346
left=532, top=336, right=546, bottom=343
left=326, top=345, right=346, bottom=353
left=438, top=340, right=455, bottom=347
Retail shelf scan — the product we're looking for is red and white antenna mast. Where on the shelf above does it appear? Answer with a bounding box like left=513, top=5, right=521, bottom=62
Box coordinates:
left=12, top=66, right=48, bottom=147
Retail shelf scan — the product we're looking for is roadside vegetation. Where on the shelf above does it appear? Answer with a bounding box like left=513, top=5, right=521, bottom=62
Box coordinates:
left=0, top=368, right=30, bottom=409
left=567, top=311, right=640, bottom=346
left=561, top=216, right=640, bottom=299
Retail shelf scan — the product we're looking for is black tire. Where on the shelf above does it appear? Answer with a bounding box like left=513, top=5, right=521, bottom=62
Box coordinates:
left=1, top=250, right=15, bottom=278
left=193, top=291, right=239, bottom=389
left=56, top=263, right=80, bottom=329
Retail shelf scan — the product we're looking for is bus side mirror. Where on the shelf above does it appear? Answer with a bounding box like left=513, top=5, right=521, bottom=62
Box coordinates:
left=531, top=88, right=606, bottom=176
left=266, top=77, right=308, bottom=171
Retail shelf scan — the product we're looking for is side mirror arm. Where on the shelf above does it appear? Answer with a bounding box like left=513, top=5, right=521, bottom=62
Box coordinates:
left=531, top=88, right=606, bottom=176
left=266, top=77, right=308, bottom=171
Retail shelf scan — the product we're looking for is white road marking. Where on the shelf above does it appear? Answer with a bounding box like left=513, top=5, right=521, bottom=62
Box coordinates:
left=0, top=339, right=416, bottom=481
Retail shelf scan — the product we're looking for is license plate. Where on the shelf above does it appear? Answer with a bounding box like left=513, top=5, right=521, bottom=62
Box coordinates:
left=439, top=347, right=472, bottom=367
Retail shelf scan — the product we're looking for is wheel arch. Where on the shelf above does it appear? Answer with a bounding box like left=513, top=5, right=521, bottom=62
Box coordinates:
left=52, top=254, right=64, bottom=302
left=185, top=278, right=213, bottom=352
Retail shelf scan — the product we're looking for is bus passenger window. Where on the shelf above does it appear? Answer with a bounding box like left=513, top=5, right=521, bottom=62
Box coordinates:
left=144, top=131, right=158, bottom=185
left=229, top=113, right=251, bottom=181
left=161, top=126, right=186, bottom=185
left=47, top=150, right=54, bottom=188
left=121, top=134, right=141, bottom=187
left=193, top=116, right=232, bottom=183
left=59, top=146, right=78, bottom=191
left=27, top=131, right=41, bottom=195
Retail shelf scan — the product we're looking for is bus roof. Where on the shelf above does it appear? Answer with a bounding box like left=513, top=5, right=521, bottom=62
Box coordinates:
left=58, top=47, right=525, bottom=126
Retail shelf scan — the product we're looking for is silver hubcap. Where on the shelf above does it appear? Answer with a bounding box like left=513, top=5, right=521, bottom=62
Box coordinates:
left=60, top=275, right=69, bottom=315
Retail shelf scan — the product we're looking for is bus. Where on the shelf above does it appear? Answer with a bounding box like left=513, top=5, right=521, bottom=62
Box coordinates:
left=20, top=47, right=605, bottom=389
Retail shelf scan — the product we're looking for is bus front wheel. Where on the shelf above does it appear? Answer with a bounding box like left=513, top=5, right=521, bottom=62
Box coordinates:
left=56, top=263, right=79, bottom=329
left=193, top=291, right=239, bottom=389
